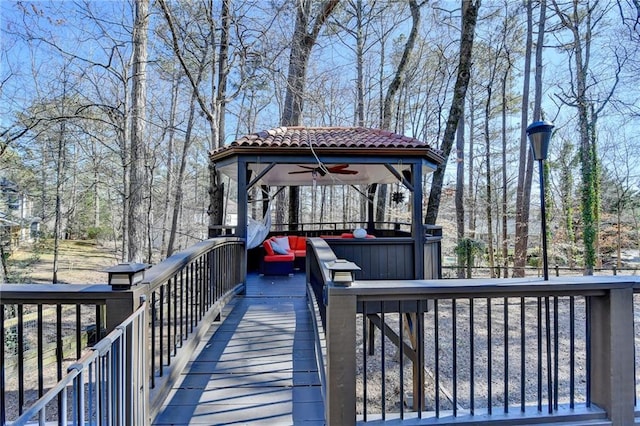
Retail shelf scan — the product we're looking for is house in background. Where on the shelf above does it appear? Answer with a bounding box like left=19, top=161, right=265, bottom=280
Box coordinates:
left=0, top=177, right=39, bottom=252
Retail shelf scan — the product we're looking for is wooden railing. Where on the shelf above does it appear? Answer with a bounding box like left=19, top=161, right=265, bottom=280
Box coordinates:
left=1, top=237, right=246, bottom=425
left=307, top=238, right=639, bottom=425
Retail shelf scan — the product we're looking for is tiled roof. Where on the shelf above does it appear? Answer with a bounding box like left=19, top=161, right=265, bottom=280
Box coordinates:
left=210, top=126, right=444, bottom=163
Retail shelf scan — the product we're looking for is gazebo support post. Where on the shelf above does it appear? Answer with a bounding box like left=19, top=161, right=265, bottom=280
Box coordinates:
left=412, top=160, right=425, bottom=280
left=237, top=159, right=249, bottom=289
left=367, top=183, right=377, bottom=233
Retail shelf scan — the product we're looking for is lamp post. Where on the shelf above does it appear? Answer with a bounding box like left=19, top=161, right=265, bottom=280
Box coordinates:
left=526, top=121, right=554, bottom=280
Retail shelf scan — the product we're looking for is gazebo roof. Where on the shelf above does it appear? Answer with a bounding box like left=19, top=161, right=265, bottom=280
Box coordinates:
left=210, top=126, right=445, bottom=186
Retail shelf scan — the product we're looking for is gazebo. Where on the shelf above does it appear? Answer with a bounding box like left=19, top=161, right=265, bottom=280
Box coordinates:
left=209, top=126, right=445, bottom=279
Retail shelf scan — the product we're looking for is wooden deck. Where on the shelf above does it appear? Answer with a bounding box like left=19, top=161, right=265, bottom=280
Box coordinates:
left=153, top=272, right=324, bottom=425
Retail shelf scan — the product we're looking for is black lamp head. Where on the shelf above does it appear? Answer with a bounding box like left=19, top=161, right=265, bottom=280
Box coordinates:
left=526, top=121, right=554, bottom=161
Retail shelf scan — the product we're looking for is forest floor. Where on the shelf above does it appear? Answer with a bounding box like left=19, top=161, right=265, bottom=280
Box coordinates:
left=7, top=239, right=120, bottom=284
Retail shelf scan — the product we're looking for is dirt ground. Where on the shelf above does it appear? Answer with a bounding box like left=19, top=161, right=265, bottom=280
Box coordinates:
left=6, top=239, right=120, bottom=284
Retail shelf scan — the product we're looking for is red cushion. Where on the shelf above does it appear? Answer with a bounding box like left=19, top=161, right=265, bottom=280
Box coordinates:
left=295, top=236, right=307, bottom=250
left=264, top=253, right=295, bottom=262
left=263, top=240, right=275, bottom=256
left=294, top=249, right=306, bottom=258
left=341, top=233, right=355, bottom=238
left=287, top=235, right=297, bottom=249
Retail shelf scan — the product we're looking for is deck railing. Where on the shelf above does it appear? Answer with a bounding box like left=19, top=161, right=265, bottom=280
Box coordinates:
left=1, top=237, right=246, bottom=425
left=9, top=301, right=148, bottom=426
left=307, top=238, right=638, bottom=425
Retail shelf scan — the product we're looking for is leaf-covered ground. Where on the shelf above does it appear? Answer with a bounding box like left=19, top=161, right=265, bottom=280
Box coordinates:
left=7, top=239, right=120, bottom=284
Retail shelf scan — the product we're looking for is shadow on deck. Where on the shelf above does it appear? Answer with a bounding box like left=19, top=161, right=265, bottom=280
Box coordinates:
left=153, top=272, right=324, bottom=425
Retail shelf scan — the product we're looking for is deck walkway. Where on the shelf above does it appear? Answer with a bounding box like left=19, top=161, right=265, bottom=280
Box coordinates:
left=153, top=272, right=324, bottom=425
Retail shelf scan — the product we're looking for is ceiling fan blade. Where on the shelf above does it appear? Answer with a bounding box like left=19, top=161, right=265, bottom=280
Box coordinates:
left=328, top=164, right=350, bottom=170
left=288, top=170, right=313, bottom=174
left=334, top=169, right=359, bottom=175
left=296, top=165, right=317, bottom=170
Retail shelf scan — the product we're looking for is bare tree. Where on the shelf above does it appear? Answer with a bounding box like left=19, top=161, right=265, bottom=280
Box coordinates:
left=551, top=0, right=624, bottom=274
left=280, top=0, right=340, bottom=229
left=127, top=0, right=149, bottom=262
left=426, top=0, right=480, bottom=225
left=512, top=0, right=536, bottom=277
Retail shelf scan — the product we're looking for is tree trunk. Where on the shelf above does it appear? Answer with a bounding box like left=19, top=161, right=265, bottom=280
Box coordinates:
left=513, top=0, right=535, bottom=277
left=355, top=0, right=365, bottom=127
left=53, top=121, right=65, bottom=284
left=160, top=73, right=179, bottom=258
left=501, top=63, right=510, bottom=278
left=455, top=112, right=465, bottom=278
left=484, top=84, right=495, bottom=278
left=281, top=0, right=340, bottom=228
left=467, top=92, right=476, bottom=239
left=378, top=0, right=421, bottom=227
left=168, top=89, right=199, bottom=256
left=127, top=0, right=149, bottom=262
left=217, top=0, right=230, bottom=145
left=551, top=0, right=609, bottom=275
left=425, top=0, right=479, bottom=225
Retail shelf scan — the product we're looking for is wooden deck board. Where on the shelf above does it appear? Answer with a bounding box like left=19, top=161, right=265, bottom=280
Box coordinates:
left=153, top=272, right=324, bottom=425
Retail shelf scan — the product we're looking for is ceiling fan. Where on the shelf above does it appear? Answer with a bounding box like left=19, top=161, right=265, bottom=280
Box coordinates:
left=288, top=164, right=358, bottom=176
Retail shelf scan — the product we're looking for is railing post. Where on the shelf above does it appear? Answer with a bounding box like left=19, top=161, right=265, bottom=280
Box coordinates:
left=589, top=286, right=635, bottom=425
left=325, top=284, right=357, bottom=426
left=105, top=286, right=148, bottom=333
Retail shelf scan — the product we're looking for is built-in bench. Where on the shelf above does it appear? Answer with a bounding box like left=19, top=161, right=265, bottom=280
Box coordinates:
left=261, top=235, right=307, bottom=275
left=261, top=232, right=376, bottom=275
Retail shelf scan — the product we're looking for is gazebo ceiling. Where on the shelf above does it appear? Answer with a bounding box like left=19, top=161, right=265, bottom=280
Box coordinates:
left=210, top=126, right=445, bottom=186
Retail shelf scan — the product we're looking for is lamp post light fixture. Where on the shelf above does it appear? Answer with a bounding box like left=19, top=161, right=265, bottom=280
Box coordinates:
left=106, top=262, right=149, bottom=290
left=526, top=120, right=554, bottom=280
left=325, top=259, right=361, bottom=287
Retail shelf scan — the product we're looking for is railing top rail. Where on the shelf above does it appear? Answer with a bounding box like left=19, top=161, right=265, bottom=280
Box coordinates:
left=0, top=283, right=127, bottom=303
left=329, top=275, right=640, bottom=300
left=308, top=237, right=338, bottom=284
left=141, top=237, right=243, bottom=290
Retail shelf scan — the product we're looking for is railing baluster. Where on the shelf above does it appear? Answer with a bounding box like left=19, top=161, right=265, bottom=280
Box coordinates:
left=469, top=298, right=474, bottom=415
left=570, top=295, right=575, bottom=408
left=537, top=296, right=542, bottom=412
left=0, top=304, right=4, bottom=426
left=180, top=269, right=185, bottom=346
left=434, top=299, right=439, bottom=418
left=88, top=360, right=95, bottom=425
left=381, top=307, right=386, bottom=420
left=18, top=304, right=24, bottom=415
left=487, top=297, right=492, bottom=415
left=190, top=262, right=195, bottom=333
left=160, top=285, right=164, bottom=375
left=520, top=297, right=525, bottom=412
left=37, top=304, right=44, bottom=398
left=452, top=298, right=457, bottom=417
left=362, top=301, right=368, bottom=422
left=167, top=279, right=172, bottom=364
left=545, top=296, right=552, bottom=414
left=399, top=302, right=404, bottom=420
left=96, top=304, right=102, bottom=343
left=173, top=275, right=178, bottom=354
left=200, top=256, right=205, bottom=319
left=503, top=296, right=509, bottom=414
left=151, top=291, right=156, bottom=387
left=417, top=301, right=424, bottom=417
left=586, top=296, right=591, bottom=407
left=76, top=304, right=82, bottom=359
left=553, top=296, right=559, bottom=410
